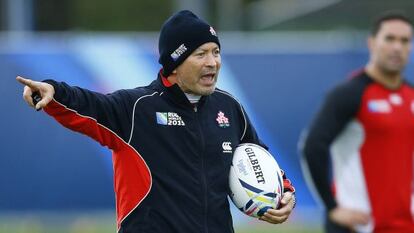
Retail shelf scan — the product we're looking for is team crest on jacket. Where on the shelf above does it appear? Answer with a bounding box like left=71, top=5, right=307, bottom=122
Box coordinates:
left=216, top=111, right=230, bottom=128
left=156, top=112, right=185, bottom=126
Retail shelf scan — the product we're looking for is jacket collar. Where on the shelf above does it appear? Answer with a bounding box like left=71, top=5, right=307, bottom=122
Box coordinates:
left=155, top=70, right=208, bottom=109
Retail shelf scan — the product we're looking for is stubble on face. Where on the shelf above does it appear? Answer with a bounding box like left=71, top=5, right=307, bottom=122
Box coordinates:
left=174, top=42, right=221, bottom=96
left=371, top=20, right=412, bottom=75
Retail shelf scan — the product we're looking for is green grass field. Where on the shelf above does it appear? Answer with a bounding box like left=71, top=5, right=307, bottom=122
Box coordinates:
left=0, top=224, right=321, bottom=233
left=237, top=225, right=322, bottom=233
left=0, top=211, right=322, bottom=233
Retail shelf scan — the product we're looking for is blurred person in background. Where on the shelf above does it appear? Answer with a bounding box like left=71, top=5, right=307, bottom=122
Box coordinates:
left=301, top=11, right=414, bottom=233
left=16, top=10, right=295, bottom=233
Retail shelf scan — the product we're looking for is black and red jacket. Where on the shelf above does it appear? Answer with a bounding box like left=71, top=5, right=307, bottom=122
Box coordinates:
left=43, top=73, right=294, bottom=233
left=301, top=71, right=414, bottom=232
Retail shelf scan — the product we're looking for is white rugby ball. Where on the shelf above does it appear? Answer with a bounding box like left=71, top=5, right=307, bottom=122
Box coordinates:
left=229, top=143, right=284, bottom=218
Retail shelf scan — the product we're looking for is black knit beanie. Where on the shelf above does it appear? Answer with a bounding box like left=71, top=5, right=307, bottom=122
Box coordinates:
left=158, top=10, right=220, bottom=76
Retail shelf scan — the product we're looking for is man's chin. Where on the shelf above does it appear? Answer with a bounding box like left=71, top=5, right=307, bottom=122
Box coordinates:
left=384, top=66, right=405, bottom=75
left=197, top=86, right=216, bottom=96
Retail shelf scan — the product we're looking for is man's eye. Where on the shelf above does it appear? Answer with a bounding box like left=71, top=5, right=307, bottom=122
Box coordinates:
left=401, top=38, right=410, bottom=44
left=385, top=36, right=395, bottom=42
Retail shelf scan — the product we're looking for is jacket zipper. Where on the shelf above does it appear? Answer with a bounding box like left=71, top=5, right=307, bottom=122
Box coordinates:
left=195, top=108, right=208, bottom=233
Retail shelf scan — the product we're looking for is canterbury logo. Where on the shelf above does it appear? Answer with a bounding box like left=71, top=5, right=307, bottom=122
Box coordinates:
left=222, top=142, right=232, bottom=153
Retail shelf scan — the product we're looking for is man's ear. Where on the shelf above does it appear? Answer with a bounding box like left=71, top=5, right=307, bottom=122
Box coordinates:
left=167, top=70, right=178, bottom=84
left=367, top=36, right=374, bottom=53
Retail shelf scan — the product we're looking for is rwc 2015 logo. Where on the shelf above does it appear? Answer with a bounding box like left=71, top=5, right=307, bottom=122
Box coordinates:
left=170, top=44, right=187, bottom=61
left=156, top=112, right=185, bottom=126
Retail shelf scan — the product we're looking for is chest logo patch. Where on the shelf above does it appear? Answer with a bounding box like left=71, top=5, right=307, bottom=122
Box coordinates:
left=222, top=142, right=232, bottom=153
left=156, top=112, right=185, bottom=126
left=216, top=111, right=230, bottom=128
left=368, top=100, right=391, bottom=113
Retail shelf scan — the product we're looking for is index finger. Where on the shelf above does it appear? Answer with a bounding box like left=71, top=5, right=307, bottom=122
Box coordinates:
left=16, top=76, right=37, bottom=88
left=261, top=209, right=289, bottom=224
left=267, top=203, right=292, bottom=216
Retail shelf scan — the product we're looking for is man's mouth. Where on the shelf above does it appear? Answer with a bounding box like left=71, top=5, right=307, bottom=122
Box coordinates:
left=200, top=73, right=216, bottom=85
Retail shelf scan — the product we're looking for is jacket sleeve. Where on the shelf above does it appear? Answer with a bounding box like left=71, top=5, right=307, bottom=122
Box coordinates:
left=239, top=106, right=268, bottom=149
left=43, top=80, right=134, bottom=151
left=239, top=105, right=295, bottom=194
left=300, top=82, right=362, bottom=210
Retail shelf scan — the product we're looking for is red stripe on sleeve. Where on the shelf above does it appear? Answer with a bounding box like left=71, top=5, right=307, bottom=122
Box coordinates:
left=44, top=99, right=152, bottom=231
left=44, top=100, right=123, bottom=150
left=113, top=147, right=152, bottom=230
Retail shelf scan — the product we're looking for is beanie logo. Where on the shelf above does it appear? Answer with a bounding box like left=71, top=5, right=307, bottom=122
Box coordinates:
left=210, top=26, right=217, bottom=36
left=171, top=44, right=187, bottom=61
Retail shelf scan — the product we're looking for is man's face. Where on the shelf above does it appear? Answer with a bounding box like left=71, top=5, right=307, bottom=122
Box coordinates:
left=369, top=20, right=413, bottom=75
left=174, top=42, right=221, bottom=96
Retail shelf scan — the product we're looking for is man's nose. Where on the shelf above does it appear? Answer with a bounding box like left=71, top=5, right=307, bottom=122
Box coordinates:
left=205, top=53, right=217, bottom=67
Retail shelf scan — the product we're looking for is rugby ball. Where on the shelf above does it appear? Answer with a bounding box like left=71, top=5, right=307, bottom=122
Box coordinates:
left=229, top=143, right=284, bottom=218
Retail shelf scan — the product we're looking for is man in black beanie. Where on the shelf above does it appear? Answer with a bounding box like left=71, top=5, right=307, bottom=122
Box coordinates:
left=16, top=10, right=296, bottom=233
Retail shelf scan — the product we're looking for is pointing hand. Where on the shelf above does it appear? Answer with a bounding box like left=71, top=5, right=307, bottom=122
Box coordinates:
left=16, top=76, right=55, bottom=110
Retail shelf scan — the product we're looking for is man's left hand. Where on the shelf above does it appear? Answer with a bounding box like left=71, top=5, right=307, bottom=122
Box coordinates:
left=259, top=191, right=295, bottom=224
